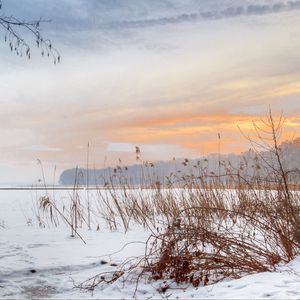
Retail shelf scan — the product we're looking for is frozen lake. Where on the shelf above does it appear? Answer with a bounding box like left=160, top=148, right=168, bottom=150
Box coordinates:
left=1, top=189, right=300, bottom=299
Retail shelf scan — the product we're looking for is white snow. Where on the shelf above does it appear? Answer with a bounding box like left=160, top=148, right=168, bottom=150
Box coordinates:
left=1, top=189, right=300, bottom=299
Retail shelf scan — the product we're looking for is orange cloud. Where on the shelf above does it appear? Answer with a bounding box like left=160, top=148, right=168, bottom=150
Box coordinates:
left=105, top=113, right=300, bottom=156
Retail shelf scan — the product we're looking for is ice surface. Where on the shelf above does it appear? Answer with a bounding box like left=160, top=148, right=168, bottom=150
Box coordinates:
left=0, top=190, right=300, bottom=299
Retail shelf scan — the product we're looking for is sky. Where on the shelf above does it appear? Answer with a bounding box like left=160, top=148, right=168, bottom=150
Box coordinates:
left=1, top=0, right=300, bottom=184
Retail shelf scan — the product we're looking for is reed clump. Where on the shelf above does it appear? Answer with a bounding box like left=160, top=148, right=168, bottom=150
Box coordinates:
left=79, top=110, right=300, bottom=292
left=36, top=110, right=300, bottom=292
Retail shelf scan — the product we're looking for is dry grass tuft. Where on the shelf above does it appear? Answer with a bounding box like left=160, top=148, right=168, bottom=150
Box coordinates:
left=34, top=110, right=300, bottom=294
left=75, top=110, right=300, bottom=293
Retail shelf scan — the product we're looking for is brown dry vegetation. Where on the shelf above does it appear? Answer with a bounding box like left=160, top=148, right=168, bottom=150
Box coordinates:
left=36, top=110, right=300, bottom=293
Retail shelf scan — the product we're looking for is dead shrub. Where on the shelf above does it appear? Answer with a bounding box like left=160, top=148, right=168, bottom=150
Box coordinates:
left=76, top=110, right=300, bottom=293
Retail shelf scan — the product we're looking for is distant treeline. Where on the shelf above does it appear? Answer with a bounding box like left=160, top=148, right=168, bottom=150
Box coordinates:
left=59, top=138, right=300, bottom=186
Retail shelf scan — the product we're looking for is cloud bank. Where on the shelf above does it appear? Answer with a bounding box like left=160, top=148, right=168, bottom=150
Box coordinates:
left=101, top=1, right=300, bottom=29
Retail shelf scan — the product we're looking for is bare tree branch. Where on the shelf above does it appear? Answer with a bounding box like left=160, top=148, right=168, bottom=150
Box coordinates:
left=0, top=0, right=60, bottom=63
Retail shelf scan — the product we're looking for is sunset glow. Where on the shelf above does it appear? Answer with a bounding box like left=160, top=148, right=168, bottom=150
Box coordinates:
left=1, top=0, right=300, bottom=184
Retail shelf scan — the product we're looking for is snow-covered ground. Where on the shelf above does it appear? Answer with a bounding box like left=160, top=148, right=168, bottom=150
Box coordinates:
left=1, top=189, right=300, bottom=299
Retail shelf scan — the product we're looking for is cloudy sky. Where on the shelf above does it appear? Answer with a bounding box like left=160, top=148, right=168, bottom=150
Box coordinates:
left=1, top=0, right=300, bottom=184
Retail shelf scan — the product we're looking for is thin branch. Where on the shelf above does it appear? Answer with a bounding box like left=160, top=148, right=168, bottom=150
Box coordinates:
left=0, top=3, right=60, bottom=63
